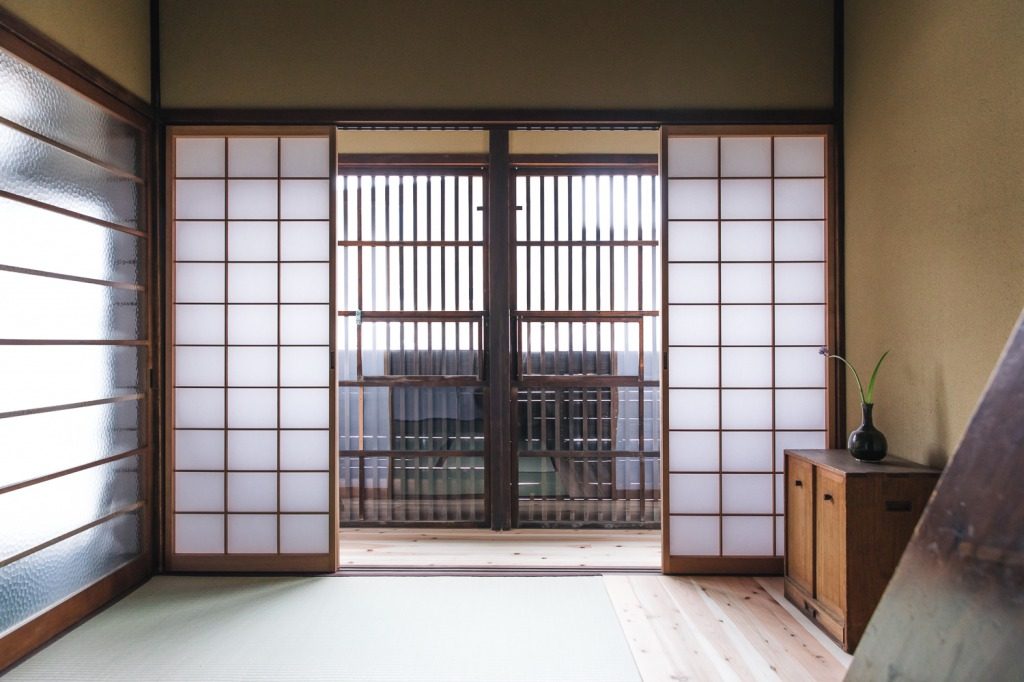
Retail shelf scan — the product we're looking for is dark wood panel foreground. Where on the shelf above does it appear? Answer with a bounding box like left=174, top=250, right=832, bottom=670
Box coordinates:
left=846, top=313, right=1024, bottom=680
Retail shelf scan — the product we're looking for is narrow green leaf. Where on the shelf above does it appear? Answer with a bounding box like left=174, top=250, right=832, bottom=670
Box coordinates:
left=864, top=350, right=891, bottom=404
left=829, top=354, right=866, bottom=405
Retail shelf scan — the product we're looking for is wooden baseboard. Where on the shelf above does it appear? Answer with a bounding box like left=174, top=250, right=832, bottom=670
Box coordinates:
left=663, top=555, right=784, bottom=575
left=166, top=553, right=336, bottom=573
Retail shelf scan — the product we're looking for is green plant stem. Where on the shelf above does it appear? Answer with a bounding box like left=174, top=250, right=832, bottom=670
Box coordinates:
left=828, top=354, right=867, bottom=404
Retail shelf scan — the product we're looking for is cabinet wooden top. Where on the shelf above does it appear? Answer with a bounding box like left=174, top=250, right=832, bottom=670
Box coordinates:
left=785, top=449, right=943, bottom=476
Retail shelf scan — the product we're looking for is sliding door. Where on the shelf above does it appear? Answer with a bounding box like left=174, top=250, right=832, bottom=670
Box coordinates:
left=167, top=127, right=337, bottom=571
left=661, top=126, right=836, bottom=573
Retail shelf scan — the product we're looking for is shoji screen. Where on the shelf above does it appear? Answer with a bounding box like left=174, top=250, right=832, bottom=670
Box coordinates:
left=169, top=128, right=336, bottom=571
left=661, top=127, right=834, bottom=573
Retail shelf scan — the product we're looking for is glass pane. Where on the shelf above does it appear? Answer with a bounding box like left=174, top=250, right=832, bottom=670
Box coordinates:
left=353, top=387, right=482, bottom=451
left=362, top=320, right=480, bottom=377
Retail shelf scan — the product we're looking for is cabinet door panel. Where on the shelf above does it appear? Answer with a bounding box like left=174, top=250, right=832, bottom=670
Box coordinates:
left=785, top=455, right=814, bottom=593
left=815, top=468, right=846, bottom=616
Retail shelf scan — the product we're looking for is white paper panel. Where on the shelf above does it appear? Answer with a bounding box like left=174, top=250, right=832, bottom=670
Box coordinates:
left=281, top=221, right=329, bottom=261
left=721, top=263, right=771, bottom=303
left=175, top=346, right=224, bottom=387
left=175, top=514, right=223, bottom=553
left=668, top=389, right=719, bottom=430
left=174, top=388, right=224, bottom=428
left=228, top=179, right=278, bottom=219
left=281, top=180, right=330, bottom=220
left=281, top=388, right=329, bottom=428
left=280, top=514, right=329, bottom=554
left=775, top=263, right=825, bottom=303
left=721, top=180, right=771, bottom=219
left=175, top=430, right=224, bottom=471
left=667, top=263, right=718, bottom=303
left=280, top=430, right=330, bottom=470
left=227, top=472, right=277, bottom=512
left=775, top=221, right=825, bottom=261
left=776, top=516, right=785, bottom=557
left=775, top=389, right=826, bottom=430
left=669, top=473, right=719, bottom=514
left=722, top=474, right=773, bottom=513
left=722, top=516, right=774, bottom=556
left=667, top=179, right=718, bottom=219
left=280, top=347, right=329, bottom=386
left=227, top=388, right=277, bottom=428
left=227, top=514, right=277, bottom=553
left=227, top=263, right=277, bottom=303
left=720, top=222, right=771, bottom=261
left=228, top=221, right=277, bottom=261
left=721, top=389, right=773, bottom=429
left=666, top=137, right=718, bottom=177
left=228, top=138, right=278, bottom=177
left=176, top=263, right=224, bottom=303
left=774, top=179, right=824, bottom=219
left=667, top=221, right=717, bottom=261
left=227, top=305, right=278, bottom=345
left=281, top=263, right=330, bottom=303
left=175, top=180, right=225, bottom=220
left=668, top=305, right=718, bottom=345
left=775, top=430, right=827, bottom=469
left=775, top=474, right=785, bottom=513
left=668, top=431, right=719, bottom=472
left=176, top=138, right=225, bottom=177
left=227, top=430, right=278, bottom=470
left=669, top=516, right=719, bottom=556
left=774, top=305, right=825, bottom=345
left=176, top=221, right=224, bottom=261
left=774, top=137, right=825, bottom=177
left=775, top=347, right=826, bottom=387
left=280, top=305, right=330, bottom=344
left=668, top=347, right=718, bottom=388
left=720, top=137, right=771, bottom=177
left=721, top=348, right=772, bottom=387
left=227, top=346, right=277, bottom=387
left=175, top=472, right=224, bottom=512
left=281, top=138, right=330, bottom=178
left=722, top=431, right=773, bottom=472
left=721, top=305, right=772, bottom=345
left=280, top=472, right=329, bottom=512
left=175, top=305, right=225, bottom=345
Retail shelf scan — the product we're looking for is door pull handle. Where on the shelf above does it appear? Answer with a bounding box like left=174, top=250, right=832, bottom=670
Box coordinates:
left=823, top=493, right=834, bottom=502
left=794, top=479, right=803, bottom=487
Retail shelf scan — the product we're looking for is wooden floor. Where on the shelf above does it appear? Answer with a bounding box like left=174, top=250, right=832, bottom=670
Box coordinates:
left=338, top=527, right=662, bottom=568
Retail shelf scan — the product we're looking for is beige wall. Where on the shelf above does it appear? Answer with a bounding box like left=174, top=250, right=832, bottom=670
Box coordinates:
left=160, top=0, right=833, bottom=110
left=0, top=0, right=150, bottom=101
left=844, top=1, right=1024, bottom=467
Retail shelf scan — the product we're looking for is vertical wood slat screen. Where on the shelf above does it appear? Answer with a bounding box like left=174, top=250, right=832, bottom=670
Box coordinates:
left=168, top=128, right=337, bottom=571
left=661, top=127, right=833, bottom=574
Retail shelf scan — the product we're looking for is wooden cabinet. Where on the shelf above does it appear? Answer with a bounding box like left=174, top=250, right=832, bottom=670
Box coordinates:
left=784, top=449, right=940, bottom=652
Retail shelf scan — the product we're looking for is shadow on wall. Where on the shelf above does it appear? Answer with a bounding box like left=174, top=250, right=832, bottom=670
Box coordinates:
left=926, top=364, right=950, bottom=468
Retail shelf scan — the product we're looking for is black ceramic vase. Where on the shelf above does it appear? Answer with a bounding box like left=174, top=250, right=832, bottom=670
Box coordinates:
left=848, top=403, right=887, bottom=461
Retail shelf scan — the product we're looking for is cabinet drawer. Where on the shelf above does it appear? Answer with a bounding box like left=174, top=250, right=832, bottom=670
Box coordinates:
left=785, top=456, right=815, bottom=594
left=815, top=468, right=846, bottom=617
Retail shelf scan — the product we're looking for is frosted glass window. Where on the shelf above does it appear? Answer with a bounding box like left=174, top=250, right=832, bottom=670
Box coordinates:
left=280, top=514, right=329, bottom=554
left=722, top=516, right=774, bottom=555
left=175, top=180, right=225, bottom=220
left=175, top=430, right=224, bottom=470
left=176, top=305, right=224, bottom=345
left=175, top=472, right=224, bottom=512
left=774, top=179, right=824, bottom=219
left=721, top=347, right=772, bottom=387
left=775, top=221, right=825, bottom=261
left=227, top=514, right=277, bottom=553
left=227, top=388, right=277, bottom=428
left=721, top=264, right=771, bottom=303
left=281, top=263, right=329, bottom=303
left=722, top=474, right=773, bottom=513
left=775, top=347, right=826, bottom=387
left=228, top=179, right=278, bottom=219
left=228, top=305, right=278, bottom=345
left=281, top=221, right=329, bottom=261
left=281, top=137, right=330, bottom=177
left=227, top=430, right=278, bottom=470
left=668, top=431, right=719, bottom=472
left=775, top=263, right=825, bottom=303
left=667, top=179, right=718, bottom=219
left=176, top=221, right=224, bottom=261
left=669, top=516, right=719, bottom=556
left=667, top=221, right=717, bottom=261
left=280, top=389, right=329, bottom=428
left=281, top=180, right=330, bottom=219
left=280, top=305, right=330, bottom=344
left=668, top=347, right=718, bottom=388
left=722, top=431, right=773, bottom=471
left=175, top=388, right=224, bottom=428
left=175, top=514, right=223, bottom=553
left=668, top=389, right=719, bottom=429
left=666, top=137, right=717, bottom=177
left=775, top=389, right=826, bottom=430
left=176, top=264, right=224, bottom=303
left=720, top=222, right=771, bottom=261
left=228, top=221, right=278, bottom=261
left=175, top=346, right=224, bottom=387
left=668, top=305, right=718, bottom=345
left=774, top=137, right=825, bottom=177
left=721, top=180, right=771, bottom=219
left=227, top=347, right=277, bottom=387
left=228, top=263, right=277, bottom=303
left=775, top=430, right=826, bottom=469
left=176, top=138, right=225, bottom=177
left=721, top=389, right=772, bottom=429
left=227, top=472, right=277, bottom=512
left=669, top=474, right=719, bottom=514
left=775, top=305, right=825, bottom=345
left=720, top=137, right=771, bottom=177
left=280, top=472, right=329, bottom=512
left=281, top=430, right=329, bottom=470
left=281, top=347, right=329, bottom=386
left=228, top=138, right=278, bottom=177
left=667, top=263, right=718, bottom=303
